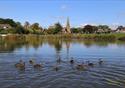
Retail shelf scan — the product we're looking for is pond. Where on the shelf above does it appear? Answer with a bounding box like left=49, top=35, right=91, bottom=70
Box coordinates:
left=0, top=36, right=125, bottom=88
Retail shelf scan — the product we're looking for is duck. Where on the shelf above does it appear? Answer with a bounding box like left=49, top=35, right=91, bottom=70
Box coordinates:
left=98, top=59, right=103, bottom=65
left=76, top=62, right=87, bottom=70
left=53, top=66, right=59, bottom=71
left=56, top=56, right=61, bottom=63
left=29, top=59, right=42, bottom=68
left=70, top=57, right=74, bottom=64
left=33, top=63, right=42, bottom=68
left=76, top=64, right=84, bottom=70
left=86, top=61, right=94, bottom=67
left=53, top=62, right=60, bottom=71
left=29, top=59, right=35, bottom=65
left=15, top=60, right=25, bottom=70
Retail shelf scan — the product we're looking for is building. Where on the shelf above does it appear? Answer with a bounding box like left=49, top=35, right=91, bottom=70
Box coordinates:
left=62, top=17, right=71, bottom=33
left=0, top=24, right=12, bottom=29
left=116, top=28, right=125, bottom=33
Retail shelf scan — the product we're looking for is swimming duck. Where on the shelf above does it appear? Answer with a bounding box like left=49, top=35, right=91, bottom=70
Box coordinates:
left=29, top=59, right=35, bottom=65
left=87, top=61, right=94, bottom=67
left=33, top=64, right=42, bottom=68
left=15, top=60, right=25, bottom=70
left=56, top=56, right=61, bottom=63
left=98, top=59, right=103, bottom=65
left=53, top=66, right=59, bottom=71
left=70, top=57, right=74, bottom=64
left=76, top=62, right=87, bottom=70
left=76, top=64, right=84, bottom=70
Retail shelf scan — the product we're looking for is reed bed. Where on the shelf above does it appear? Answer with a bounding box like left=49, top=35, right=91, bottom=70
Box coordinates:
left=0, top=33, right=125, bottom=41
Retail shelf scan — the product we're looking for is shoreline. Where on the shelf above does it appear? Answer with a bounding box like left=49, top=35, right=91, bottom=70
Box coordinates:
left=0, top=33, right=125, bottom=41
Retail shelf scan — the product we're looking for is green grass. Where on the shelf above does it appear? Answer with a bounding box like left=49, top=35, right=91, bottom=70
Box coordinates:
left=0, top=33, right=125, bottom=41
left=38, top=33, right=125, bottom=41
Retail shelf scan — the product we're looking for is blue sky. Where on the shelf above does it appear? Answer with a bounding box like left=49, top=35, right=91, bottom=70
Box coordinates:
left=0, top=0, right=125, bottom=28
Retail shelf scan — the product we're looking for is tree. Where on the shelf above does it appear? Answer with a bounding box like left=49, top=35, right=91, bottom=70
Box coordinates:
left=97, top=25, right=111, bottom=33
left=0, top=18, right=17, bottom=27
left=98, top=25, right=109, bottom=30
left=31, top=23, right=39, bottom=30
left=30, top=23, right=43, bottom=34
left=15, top=22, right=25, bottom=34
left=71, top=28, right=79, bottom=33
left=47, top=22, right=63, bottom=34
left=83, top=25, right=98, bottom=33
left=53, top=22, right=63, bottom=34
left=0, top=18, right=45, bottom=34
left=92, top=26, right=98, bottom=33
left=24, top=21, right=30, bottom=30
left=0, top=29, right=8, bottom=34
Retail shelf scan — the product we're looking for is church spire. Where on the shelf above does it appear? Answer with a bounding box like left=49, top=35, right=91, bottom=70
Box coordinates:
left=66, top=17, right=71, bottom=33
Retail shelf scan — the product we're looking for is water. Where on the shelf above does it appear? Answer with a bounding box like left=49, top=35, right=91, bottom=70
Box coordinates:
left=0, top=37, right=125, bottom=88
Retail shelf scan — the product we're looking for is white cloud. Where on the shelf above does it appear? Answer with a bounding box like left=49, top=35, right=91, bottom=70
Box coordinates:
left=109, top=23, right=120, bottom=30
left=61, top=4, right=68, bottom=11
left=113, top=23, right=119, bottom=25
left=49, top=16, right=66, bottom=20
left=80, top=23, right=98, bottom=27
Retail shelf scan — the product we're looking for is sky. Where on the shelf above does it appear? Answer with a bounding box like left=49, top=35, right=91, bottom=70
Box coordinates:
left=0, top=0, right=125, bottom=28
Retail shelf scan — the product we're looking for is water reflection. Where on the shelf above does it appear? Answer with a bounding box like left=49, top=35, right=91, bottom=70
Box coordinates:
left=0, top=35, right=125, bottom=53
left=0, top=35, right=125, bottom=88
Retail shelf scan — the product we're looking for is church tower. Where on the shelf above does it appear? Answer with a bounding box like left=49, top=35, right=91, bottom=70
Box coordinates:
left=66, top=17, right=71, bottom=33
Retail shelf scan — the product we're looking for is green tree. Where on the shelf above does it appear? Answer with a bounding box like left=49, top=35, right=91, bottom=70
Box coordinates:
left=0, top=29, right=8, bottom=34
left=24, top=21, right=30, bottom=30
left=53, top=22, right=63, bottom=34
left=31, top=23, right=39, bottom=30
left=0, top=18, right=17, bottom=27
left=97, top=25, right=111, bottom=33
left=15, top=22, right=25, bottom=34
left=47, top=22, right=63, bottom=34
left=83, top=25, right=98, bottom=33
left=30, top=23, right=43, bottom=34
left=71, top=28, right=79, bottom=33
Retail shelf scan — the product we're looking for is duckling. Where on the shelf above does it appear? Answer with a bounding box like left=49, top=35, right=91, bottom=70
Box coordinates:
left=56, top=56, right=61, bottom=63
left=53, top=66, right=59, bottom=71
left=15, top=60, right=25, bottom=70
left=87, top=61, right=94, bottom=67
left=98, top=59, right=103, bottom=65
left=76, top=62, right=87, bottom=70
left=70, top=57, right=74, bottom=64
left=33, top=64, right=42, bottom=68
left=76, top=64, right=84, bottom=70
left=29, top=59, right=35, bottom=65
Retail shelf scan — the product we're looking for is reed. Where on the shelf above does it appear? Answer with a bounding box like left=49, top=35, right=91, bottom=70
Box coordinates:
left=40, top=33, right=125, bottom=41
left=0, top=33, right=125, bottom=41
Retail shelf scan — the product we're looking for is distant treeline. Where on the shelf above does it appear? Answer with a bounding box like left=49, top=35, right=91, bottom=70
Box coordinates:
left=0, top=18, right=125, bottom=34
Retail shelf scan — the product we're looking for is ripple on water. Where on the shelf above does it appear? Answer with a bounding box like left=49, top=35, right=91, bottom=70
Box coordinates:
left=0, top=60, right=125, bottom=88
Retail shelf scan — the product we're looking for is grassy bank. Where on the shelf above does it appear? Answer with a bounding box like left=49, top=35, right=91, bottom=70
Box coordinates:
left=0, top=33, right=125, bottom=41
left=38, top=33, right=125, bottom=41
